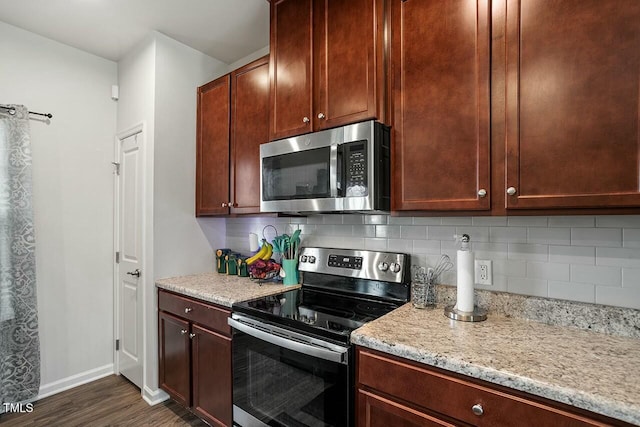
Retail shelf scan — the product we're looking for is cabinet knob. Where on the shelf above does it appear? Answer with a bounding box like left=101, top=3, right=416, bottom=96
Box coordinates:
left=478, top=189, right=487, bottom=198
left=221, top=202, right=228, bottom=207
left=302, top=116, right=310, bottom=124
left=317, top=112, right=326, bottom=120
left=184, top=307, right=193, bottom=314
left=180, top=329, right=188, bottom=335
left=506, top=187, right=517, bottom=196
left=189, top=333, right=196, bottom=339
left=472, top=404, right=484, bottom=416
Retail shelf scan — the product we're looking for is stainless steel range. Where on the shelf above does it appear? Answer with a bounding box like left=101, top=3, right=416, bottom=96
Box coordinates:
left=229, top=247, right=410, bottom=427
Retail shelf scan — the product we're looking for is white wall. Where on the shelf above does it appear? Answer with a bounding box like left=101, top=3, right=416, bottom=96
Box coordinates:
left=0, top=21, right=117, bottom=393
left=148, top=33, right=227, bottom=399
left=117, top=32, right=228, bottom=402
left=154, top=32, right=227, bottom=280
left=227, top=45, right=269, bottom=72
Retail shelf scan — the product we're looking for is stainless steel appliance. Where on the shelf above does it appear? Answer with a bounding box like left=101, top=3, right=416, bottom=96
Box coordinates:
left=229, top=247, right=410, bottom=427
left=259, top=121, right=390, bottom=214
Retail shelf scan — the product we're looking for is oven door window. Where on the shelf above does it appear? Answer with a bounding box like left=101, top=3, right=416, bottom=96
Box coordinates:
left=262, top=148, right=331, bottom=201
left=233, top=331, right=349, bottom=427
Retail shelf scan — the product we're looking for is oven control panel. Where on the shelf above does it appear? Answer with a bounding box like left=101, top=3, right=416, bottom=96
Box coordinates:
left=327, top=254, right=363, bottom=270
left=298, top=247, right=409, bottom=284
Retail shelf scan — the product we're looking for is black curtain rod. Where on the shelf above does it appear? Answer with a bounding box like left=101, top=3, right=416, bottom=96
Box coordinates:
left=0, top=105, right=53, bottom=119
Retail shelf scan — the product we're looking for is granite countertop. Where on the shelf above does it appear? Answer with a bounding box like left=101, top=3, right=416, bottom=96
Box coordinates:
left=351, top=304, right=640, bottom=425
left=155, top=272, right=300, bottom=307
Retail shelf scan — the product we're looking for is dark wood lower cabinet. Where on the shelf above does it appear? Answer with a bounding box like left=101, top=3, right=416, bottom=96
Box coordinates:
left=158, top=289, right=232, bottom=427
left=192, top=324, right=232, bottom=426
left=358, top=389, right=462, bottom=427
left=158, top=312, right=191, bottom=407
left=356, top=347, right=630, bottom=427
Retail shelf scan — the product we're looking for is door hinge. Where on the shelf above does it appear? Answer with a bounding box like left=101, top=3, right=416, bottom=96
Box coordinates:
left=115, top=339, right=120, bottom=351
left=111, top=161, right=120, bottom=175
left=115, top=251, right=120, bottom=263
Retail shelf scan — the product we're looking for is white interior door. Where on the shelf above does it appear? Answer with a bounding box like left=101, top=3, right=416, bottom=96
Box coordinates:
left=116, top=130, right=144, bottom=388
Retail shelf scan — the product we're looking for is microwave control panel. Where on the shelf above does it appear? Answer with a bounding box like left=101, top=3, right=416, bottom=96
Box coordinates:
left=343, top=141, right=368, bottom=197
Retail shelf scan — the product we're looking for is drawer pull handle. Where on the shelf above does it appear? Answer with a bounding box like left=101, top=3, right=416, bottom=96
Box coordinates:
left=184, top=307, right=193, bottom=314
left=180, top=329, right=188, bottom=335
left=472, top=403, right=484, bottom=416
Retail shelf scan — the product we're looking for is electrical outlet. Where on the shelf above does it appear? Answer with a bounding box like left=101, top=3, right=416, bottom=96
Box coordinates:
left=475, top=260, right=492, bottom=285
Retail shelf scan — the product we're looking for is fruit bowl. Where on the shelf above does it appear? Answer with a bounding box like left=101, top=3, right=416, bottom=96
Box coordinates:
left=248, top=259, right=281, bottom=282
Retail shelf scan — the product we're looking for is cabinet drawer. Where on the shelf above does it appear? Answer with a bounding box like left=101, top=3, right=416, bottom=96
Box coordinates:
left=158, top=290, right=230, bottom=336
left=358, top=349, right=608, bottom=427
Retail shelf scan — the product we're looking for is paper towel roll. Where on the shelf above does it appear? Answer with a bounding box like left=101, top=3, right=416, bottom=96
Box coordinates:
left=249, top=233, right=260, bottom=252
left=456, top=249, right=475, bottom=313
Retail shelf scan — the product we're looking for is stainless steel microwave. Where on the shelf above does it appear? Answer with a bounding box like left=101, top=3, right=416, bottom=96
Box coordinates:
left=260, top=120, right=390, bottom=213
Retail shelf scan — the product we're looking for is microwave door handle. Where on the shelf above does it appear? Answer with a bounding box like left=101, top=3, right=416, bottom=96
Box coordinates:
left=329, top=144, right=339, bottom=198
left=331, top=144, right=346, bottom=198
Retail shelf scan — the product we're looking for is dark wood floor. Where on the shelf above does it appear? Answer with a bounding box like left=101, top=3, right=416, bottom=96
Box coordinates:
left=0, top=375, right=209, bottom=427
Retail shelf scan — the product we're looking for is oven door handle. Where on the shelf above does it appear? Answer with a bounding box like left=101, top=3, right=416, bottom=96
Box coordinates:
left=228, top=317, right=349, bottom=364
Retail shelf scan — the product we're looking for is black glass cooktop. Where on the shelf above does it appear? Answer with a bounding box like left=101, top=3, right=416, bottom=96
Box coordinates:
left=232, top=287, right=402, bottom=345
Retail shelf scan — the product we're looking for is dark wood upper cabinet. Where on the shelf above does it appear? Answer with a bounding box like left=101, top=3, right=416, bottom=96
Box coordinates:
left=269, top=0, right=387, bottom=141
left=197, top=56, right=269, bottom=216
left=230, top=56, right=270, bottom=214
left=269, top=0, right=313, bottom=140
left=196, top=75, right=231, bottom=216
left=391, top=0, right=491, bottom=211
left=504, top=0, right=640, bottom=209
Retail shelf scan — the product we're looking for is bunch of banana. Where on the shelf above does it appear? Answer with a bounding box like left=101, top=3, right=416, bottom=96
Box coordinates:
left=246, top=239, right=273, bottom=265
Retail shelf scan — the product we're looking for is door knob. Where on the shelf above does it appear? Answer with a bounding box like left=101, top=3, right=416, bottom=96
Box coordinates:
left=126, top=269, right=141, bottom=278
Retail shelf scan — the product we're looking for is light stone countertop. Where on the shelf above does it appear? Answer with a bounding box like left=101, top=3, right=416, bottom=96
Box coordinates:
left=351, top=303, right=640, bottom=425
left=155, top=272, right=300, bottom=307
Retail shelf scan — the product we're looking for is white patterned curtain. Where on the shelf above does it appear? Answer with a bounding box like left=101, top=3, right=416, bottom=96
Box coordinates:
left=0, top=105, right=40, bottom=407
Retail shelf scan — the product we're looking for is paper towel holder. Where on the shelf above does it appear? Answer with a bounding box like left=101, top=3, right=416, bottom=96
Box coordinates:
left=446, top=233, right=487, bottom=322
left=444, top=305, right=487, bottom=322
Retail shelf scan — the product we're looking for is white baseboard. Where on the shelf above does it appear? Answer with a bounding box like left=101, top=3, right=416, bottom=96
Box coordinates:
left=142, top=386, right=169, bottom=406
left=37, top=364, right=114, bottom=400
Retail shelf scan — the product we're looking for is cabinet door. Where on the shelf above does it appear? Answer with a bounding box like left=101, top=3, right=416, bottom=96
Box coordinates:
left=191, top=324, right=232, bottom=427
left=505, top=0, right=640, bottom=209
left=269, top=0, right=313, bottom=140
left=230, top=56, right=270, bottom=214
left=358, top=390, right=460, bottom=427
left=196, top=75, right=231, bottom=216
left=391, top=0, right=491, bottom=211
left=158, top=312, right=191, bottom=406
left=313, top=0, right=386, bottom=131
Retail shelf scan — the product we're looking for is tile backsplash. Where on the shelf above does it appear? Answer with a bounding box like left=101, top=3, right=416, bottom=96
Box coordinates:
left=225, top=215, right=640, bottom=310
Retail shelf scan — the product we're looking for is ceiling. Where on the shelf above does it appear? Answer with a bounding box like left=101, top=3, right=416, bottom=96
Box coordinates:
left=0, top=0, right=270, bottom=64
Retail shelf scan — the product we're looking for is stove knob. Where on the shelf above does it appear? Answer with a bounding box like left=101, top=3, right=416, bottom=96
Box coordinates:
left=390, top=262, right=402, bottom=273
left=308, top=256, right=316, bottom=264
left=300, top=255, right=308, bottom=263
left=377, top=262, right=389, bottom=272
